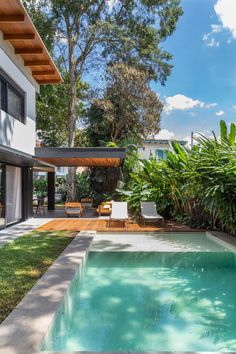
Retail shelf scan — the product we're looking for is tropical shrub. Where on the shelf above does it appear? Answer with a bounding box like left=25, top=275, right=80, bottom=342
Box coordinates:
left=54, top=173, right=91, bottom=202
left=33, top=178, right=47, bottom=197
left=119, top=120, right=236, bottom=236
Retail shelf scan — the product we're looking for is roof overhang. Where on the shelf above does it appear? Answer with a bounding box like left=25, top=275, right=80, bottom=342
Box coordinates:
left=0, top=0, right=62, bottom=85
left=35, top=147, right=126, bottom=167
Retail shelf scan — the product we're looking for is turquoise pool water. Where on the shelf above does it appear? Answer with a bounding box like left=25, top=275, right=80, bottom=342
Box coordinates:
left=41, top=235, right=236, bottom=352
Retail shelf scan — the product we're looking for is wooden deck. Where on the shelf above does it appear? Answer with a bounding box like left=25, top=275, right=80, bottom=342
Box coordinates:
left=37, top=218, right=198, bottom=233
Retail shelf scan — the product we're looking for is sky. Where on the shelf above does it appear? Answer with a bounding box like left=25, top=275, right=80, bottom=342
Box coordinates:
left=154, top=0, right=236, bottom=143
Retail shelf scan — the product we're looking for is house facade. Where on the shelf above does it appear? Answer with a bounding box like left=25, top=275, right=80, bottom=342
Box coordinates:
left=0, top=0, right=61, bottom=229
left=139, top=139, right=188, bottom=161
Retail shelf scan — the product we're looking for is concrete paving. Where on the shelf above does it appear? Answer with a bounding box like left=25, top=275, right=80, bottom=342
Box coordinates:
left=91, top=231, right=236, bottom=252
left=0, top=218, right=53, bottom=247
left=0, top=229, right=235, bottom=354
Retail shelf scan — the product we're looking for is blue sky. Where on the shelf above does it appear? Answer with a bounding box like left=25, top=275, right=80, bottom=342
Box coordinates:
left=154, top=0, right=236, bottom=142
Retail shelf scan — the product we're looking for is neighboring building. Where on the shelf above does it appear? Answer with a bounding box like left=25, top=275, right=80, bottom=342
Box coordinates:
left=0, top=0, right=62, bottom=228
left=139, top=139, right=188, bottom=160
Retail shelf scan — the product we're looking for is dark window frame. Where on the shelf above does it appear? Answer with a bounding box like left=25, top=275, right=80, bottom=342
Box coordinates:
left=0, top=163, right=6, bottom=229
left=0, top=69, right=26, bottom=124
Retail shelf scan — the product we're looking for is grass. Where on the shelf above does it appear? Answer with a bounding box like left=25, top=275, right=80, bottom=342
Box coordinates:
left=0, top=230, right=75, bottom=324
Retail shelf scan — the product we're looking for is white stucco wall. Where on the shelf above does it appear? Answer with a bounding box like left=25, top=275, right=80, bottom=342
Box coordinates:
left=139, top=142, right=170, bottom=160
left=0, top=32, right=39, bottom=155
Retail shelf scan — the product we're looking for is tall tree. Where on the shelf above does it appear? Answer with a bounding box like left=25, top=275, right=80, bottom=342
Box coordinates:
left=86, top=63, right=163, bottom=146
left=37, top=75, right=88, bottom=147
left=24, top=0, right=183, bottom=200
left=50, top=0, right=183, bottom=200
left=22, top=0, right=55, bottom=51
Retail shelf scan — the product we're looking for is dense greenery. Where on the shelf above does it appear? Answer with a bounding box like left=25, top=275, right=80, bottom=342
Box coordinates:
left=0, top=231, right=74, bottom=324
left=33, top=178, right=47, bottom=197
left=33, top=173, right=91, bottom=201
left=24, top=0, right=183, bottom=200
left=119, top=121, right=236, bottom=236
left=86, top=63, right=163, bottom=146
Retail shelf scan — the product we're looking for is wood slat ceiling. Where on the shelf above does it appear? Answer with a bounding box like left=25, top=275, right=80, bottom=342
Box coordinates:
left=37, top=157, right=122, bottom=167
left=0, top=0, right=62, bottom=85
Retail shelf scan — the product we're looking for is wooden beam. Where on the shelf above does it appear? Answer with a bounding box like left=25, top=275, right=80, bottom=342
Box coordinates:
left=0, top=14, right=25, bottom=22
left=4, top=33, right=35, bottom=40
left=16, top=48, right=43, bottom=55
left=24, top=60, right=50, bottom=67
left=32, top=70, right=56, bottom=76
left=37, top=79, right=62, bottom=84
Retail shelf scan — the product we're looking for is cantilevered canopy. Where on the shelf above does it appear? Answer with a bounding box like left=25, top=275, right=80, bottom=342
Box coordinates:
left=0, top=0, right=62, bottom=84
left=35, top=147, right=126, bottom=167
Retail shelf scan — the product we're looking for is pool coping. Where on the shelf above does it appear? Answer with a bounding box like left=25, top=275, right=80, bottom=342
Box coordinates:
left=0, top=231, right=95, bottom=354
left=0, top=230, right=235, bottom=354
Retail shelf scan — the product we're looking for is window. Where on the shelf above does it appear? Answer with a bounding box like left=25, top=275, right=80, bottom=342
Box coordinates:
left=0, top=69, right=25, bottom=123
left=156, top=149, right=164, bottom=159
left=155, top=149, right=167, bottom=160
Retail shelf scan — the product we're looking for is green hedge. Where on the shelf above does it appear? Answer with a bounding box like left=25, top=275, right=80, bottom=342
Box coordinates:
left=119, top=120, right=236, bottom=236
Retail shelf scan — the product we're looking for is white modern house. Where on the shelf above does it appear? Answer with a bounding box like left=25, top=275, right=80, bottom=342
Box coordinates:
left=139, top=139, right=188, bottom=160
left=0, top=0, right=62, bottom=229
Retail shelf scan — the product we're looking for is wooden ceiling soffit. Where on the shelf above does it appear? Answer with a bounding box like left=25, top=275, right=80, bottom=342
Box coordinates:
left=0, top=0, right=62, bottom=85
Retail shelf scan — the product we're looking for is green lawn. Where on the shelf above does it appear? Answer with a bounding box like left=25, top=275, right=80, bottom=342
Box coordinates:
left=0, top=231, right=75, bottom=324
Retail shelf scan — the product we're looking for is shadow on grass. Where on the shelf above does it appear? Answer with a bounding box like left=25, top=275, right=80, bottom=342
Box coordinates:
left=0, top=230, right=75, bottom=324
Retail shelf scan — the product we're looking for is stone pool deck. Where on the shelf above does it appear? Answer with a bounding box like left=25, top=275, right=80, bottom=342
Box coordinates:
left=0, top=230, right=235, bottom=354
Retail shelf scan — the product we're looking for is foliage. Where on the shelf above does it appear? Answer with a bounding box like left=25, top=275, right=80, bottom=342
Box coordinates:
left=76, top=173, right=92, bottom=200
left=36, top=83, right=69, bottom=146
left=22, top=0, right=55, bottom=52
left=119, top=121, right=236, bottom=236
left=86, top=63, right=163, bottom=145
left=89, top=167, right=121, bottom=203
left=33, top=178, right=47, bottom=197
left=37, top=75, right=88, bottom=147
left=54, top=173, right=91, bottom=201
left=0, top=231, right=74, bottom=324
left=51, top=0, right=183, bottom=82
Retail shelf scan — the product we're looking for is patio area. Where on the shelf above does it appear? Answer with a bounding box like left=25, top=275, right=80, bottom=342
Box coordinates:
left=37, top=215, right=200, bottom=232
left=33, top=206, right=100, bottom=219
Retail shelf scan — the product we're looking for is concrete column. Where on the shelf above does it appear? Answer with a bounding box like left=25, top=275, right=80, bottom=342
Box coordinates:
left=47, top=171, right=55, bottom=210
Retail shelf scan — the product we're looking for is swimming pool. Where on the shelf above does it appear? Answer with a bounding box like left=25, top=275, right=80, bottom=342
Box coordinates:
left=41, top=232, right=236, bottom=352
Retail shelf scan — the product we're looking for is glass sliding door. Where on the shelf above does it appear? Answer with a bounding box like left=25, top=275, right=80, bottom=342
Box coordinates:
left=0, top=164, right=5, bottom=228
left=6, top=165, right=22, bottom=225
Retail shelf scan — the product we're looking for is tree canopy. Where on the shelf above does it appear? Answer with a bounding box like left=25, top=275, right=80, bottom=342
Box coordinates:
left=23, top=0, right=183, bottom=200
left=86, top=63, right=163, bottom=146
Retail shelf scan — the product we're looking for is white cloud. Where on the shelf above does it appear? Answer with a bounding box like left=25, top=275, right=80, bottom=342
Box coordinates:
left=211, top=24, right=223, bottom=33
left=215, top=0, right=236, bottom=39
left=204, top=0, right=236, bottom=46
left=203, top=24, right=222, bottom=47
left=216, top=110, right=225, bottom=116
left=164, top=94, right=217, bottom=114
left=232, top=105, right=236, bottom=110
left=207, top=38, right=220, bottom=47
left=205, top=102, right=218, bottom=109
left=154, top=129, right=175, bottom=140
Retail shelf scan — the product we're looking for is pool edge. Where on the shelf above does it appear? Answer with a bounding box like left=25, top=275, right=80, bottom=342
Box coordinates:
left=0, top=230, right=236, bottom=354
left=0, top=231, right=95, bottom=354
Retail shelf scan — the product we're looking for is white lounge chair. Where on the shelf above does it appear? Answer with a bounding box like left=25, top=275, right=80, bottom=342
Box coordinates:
left=109, top=202, right=129, bottom=227
left=141, top=202, right=164, bottom=225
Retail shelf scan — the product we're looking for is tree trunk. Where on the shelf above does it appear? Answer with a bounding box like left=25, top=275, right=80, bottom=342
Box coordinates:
left=67, top=59, right=78, bottom=201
